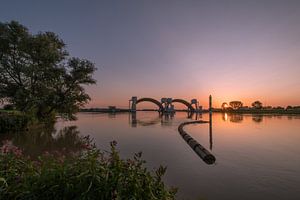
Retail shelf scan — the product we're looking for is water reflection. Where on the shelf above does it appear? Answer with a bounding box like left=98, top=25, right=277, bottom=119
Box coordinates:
left=108, top=113, right=117, bottom=118
left=222, top=113, right=228, bottom=121
left=0, top=124, right=87, bottom=158
left=209, top=112, right=213, bottom=150
left=129, top=112, right=202, bottom=128
left=252, top=114, right=263, bottom=123
left=2, top=112, right=300, bottom=199
left=129, top=112, right=214, bottom=164
left=178, top=120, right=215, bottom=165
left=222, top=113, right=300, bottom=123
left=222, top=113, right=244, bottom=123
left=229, top=114, right=243, bottom=123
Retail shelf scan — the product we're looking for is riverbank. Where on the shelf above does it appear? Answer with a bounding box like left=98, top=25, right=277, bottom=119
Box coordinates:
left=79, top=108, right=300, bottom=115
left=212, top=108, right=300, bottom=115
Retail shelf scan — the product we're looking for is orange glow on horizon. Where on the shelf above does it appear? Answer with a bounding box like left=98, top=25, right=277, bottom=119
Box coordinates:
left=86, top=94, right=299, bottom=109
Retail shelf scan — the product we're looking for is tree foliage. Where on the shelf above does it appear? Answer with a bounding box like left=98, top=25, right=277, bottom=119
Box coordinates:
left=0, top=21, right=96, bottom=120
left=251, top=101, right=263, bottom=109
left=229, top=101, right=243, bottom=109
left=221, top=102, right=228, bottom=110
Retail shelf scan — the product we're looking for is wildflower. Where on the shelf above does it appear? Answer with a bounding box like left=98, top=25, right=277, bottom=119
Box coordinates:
left=43, top=151, right=50, bottom=156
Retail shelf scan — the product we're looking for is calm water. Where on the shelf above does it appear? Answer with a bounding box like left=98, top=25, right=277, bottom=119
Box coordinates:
left=2, top=112, right=300, bottom=200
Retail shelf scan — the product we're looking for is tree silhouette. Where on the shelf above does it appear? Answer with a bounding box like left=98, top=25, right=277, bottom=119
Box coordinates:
left=221, top=102, right=228, bottom=110
left=229, top=101, right=243, bottom=110
left=251, top=101, right=263, bottom=109
left=0, top=21, right=97, bottom=120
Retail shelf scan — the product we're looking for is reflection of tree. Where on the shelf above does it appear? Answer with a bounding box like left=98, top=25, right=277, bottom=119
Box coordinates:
left=222, top=113, right=228, bottom=121
left=287, top=116, right=292, bottom=120
left=108, top=113, right=116, bottom=118
left=229, top=114, right=243, bottom=123
left=6, top=124, right=86, bottom=158
left=252, top=115, right=263, bottom=123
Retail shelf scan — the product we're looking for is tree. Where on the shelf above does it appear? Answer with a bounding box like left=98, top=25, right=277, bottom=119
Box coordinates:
left=229, top=101, right=243, bottom=110
left=251, top=101, right=263, bottom=109
left=0, top=21, right=96, bottom=120
left=221, top=102, right=228, bottom=110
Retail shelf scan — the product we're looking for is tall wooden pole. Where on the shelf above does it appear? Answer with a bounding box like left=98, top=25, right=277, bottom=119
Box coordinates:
left=209, top=95, right=213, bottom=150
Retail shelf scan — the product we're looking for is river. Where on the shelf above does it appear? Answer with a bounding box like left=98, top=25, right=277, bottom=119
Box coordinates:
left=1, top=112, right=300, bottom=200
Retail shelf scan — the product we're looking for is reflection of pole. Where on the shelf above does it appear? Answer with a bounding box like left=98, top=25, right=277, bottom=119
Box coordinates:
left=209, top=112, right=213, bottom=150
left=178, top=120, right=216, bottom=165
left=130, top=112, right=137, bottom=127
left=209, top=95, right=213, bottom=150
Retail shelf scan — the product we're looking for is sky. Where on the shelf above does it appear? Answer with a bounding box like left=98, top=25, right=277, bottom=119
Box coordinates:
left=1, top=0, right=300, bottom=109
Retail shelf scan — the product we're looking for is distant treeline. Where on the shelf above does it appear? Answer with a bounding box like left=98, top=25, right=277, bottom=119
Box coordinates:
left=215, top=105, right=300, bottom=114
left=80, top=107, right=130, bottom=113
left=218, top=100, right=300, bottom=114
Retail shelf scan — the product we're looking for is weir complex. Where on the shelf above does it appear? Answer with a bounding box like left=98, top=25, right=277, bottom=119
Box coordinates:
left=129, top=95, right=212, bottom=113
left=129, top=96, right=215, bottom=164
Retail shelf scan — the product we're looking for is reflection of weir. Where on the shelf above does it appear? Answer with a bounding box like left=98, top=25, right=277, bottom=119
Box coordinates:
left=178, top=119, right=216, bottom=165
left=161, top=112, right=174, bottom=126
left=137, top=117, right=161, bottom=126
left=129, top=113, right=174, bottom=127
left=129, top=112, right=214, bottom=164
left=129, top=112, right=202, bottom=127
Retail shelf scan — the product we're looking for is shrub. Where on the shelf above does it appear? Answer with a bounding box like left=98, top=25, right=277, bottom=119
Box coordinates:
left=0, top=112, right=31, bottom=133
left=3, top=104, right=14, bottom=110
left=0, top=141, right=177, bottom=199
